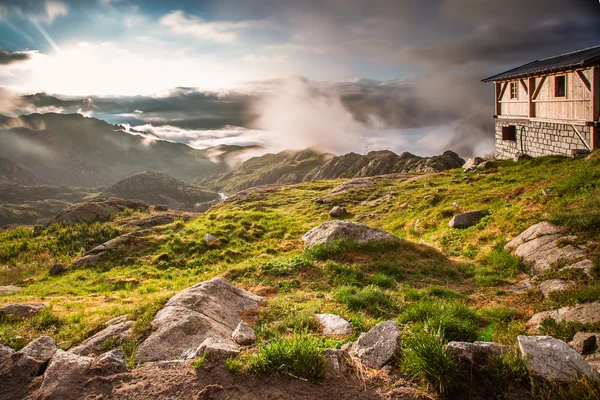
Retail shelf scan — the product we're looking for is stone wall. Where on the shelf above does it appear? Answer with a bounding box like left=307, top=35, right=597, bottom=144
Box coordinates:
left=495, top=120, right=591, bottom=159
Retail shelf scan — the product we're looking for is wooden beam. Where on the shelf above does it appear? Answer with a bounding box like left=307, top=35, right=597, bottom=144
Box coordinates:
left=520, top=79, right=528, bottom=94
left=576, top=70, right=592, bottom=92
left=532, top=76, right=546, bottom=100
left=528, top=77, right=535, bottom=118
left=495, top=82, right=501, bottom=115
left=592, top=66, right=600, bottom=149
left=498, top=82, right=508, bottom=102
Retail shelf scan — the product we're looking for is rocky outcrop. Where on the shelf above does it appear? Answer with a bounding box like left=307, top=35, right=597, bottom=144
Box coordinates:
left=0, top=302, right=46, bottom=319
left=527, top=302, right=600, bottom=331
left=505, top=221, right=589, bottom=275
left=316, top=314, right=353, bottom=336
left=128, top=213, right=193, bottom=228
left=329, top=178, right=373, bottom=194
left=570, top=332, right=599, bottom=355
left=462, top=157, right=484, bottom=170
left=135, top=278, right=263, bottom=363
left=447, top=341, right=506, bottom=368
left=518, top=335, right=598, bottom=381
left=448, top=210, right=486, bottom=229
left=69, top=320, right=133, bottom=356
left=0, top=285, right=22, bottom=295
left=345, top=321, right=401, bottom=368
left=231, top=321, right=256, bottom=346
left=0, top=157, right=38, bottom=185
left=302, top=221, right=397, bottom=249
left=73, top=230, right=150, bottom=267
left=44, top=197, right=149, bottom=227
left=90, top=349, right=128, bottom=374
left=0, top=344, right=14, bottom=358
left=38, top=350, right=93, bottom=398
left=101, top=171, right=220, bottom=211
left=538, top=279, right=575, bottom=297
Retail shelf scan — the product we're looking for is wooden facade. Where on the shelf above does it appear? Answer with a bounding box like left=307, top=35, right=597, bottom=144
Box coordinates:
left=484, top=46, right=600, bottom=158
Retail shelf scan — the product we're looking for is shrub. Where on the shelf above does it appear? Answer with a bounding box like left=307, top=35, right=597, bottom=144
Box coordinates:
left=336, top=285, right=398, bottom=317
left=401, top=329, right=459, bottom=395
left=224, top=357, right=243, bottom=373
left=191, top=353, right=207, bottom=369
left=248, top=335, right=325, bottom=381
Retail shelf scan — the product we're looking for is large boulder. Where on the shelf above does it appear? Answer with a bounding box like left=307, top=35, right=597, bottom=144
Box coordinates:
left=346, top=320, right=401, bottom=368
left=527, top=302, right=600, bottom=331
left=447, top=341, right=506, bottom=369
left=69, top=320, right=133, bottom=356
left=44, top=197, right=149, bottom=227
left=462, top=157, right=484, bottom=170
left=316, top=314, right=353, bottom=336
left=518, top=335, right=598, bottom=381
left=90, top=349, right=128, bottom=375
left=448, top=211, right=486, bottom=229
left=505, top=222, right=588, bottom=275
left=0, top=302, right=46, bottom=319
left=38, top=350, right=93, bottom=399
left=7, top=336, right=57, bottom=376
left=302, top=221, right=397, bottom=249
left=135, top=278, right=263, bottom=363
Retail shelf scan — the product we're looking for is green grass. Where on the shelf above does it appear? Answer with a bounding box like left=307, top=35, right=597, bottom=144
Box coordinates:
left=191, top=353, right=207, bottom=369
left=335, top=285, right=398, bottom=318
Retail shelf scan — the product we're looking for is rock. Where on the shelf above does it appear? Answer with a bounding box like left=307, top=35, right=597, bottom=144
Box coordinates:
left=194, top=337, right=240, bottom=362
left=135, top=278, right=263, bottom=363
left=49, top=263, right=66, bottom=276
left=198, top=384, right=224, bottom=399
left=44, top=197, right=149, bottom=227
left=33, top=225, right=43, bottom=236
left=69, top=320, right=133, bottom=356
left=517, top=335, right=598, bottom=381
left=8, top=336, right=58, bottom=376
left=505, top=222, right=561, bottom=251
left=90, top=349, right=128, bottom=374
left=586, top=354, right=600, bottom=374
left=527, top=302, right=600, bottom=331
left=541, top=188, right=554, bottom=196
left=448, top=210, right=486, bottom=229
left=104, top=314, right=130, bottom=327
left=203, top=233, right=218, bottom=244
left=231, top=321, right=256, bottom=345
left=561, top=259, right=594, bottom=277
left=452, top=202, right=460, bottom=208
left=73, top=230, right=150, bottom=267
left=38, top=350, right=93, bottom=398
left=477, top=161, right=495, bottom=169
left=513, top=153, right=532, bottom=162
left=462, top=157, right=484, bottom=170
left=570, top=332, right=599, bottom=355
left=18, top=336, right=57, bottom=362
left=315, top=314, right=353, bottom=336
left=349, top=320, right=401, bottom=368
left=155, top=205, right=169, bottom=211
left=324, top=349, right=349, bottom=378
left=302, top=220, right=397, bottom=249
left=508, top=278, right=534, bottom=293
left=0, top=344, right=14, bottom=357
left=539, top=279, right=575, bottom=297
left=329, top=206, right=346, bottom=218
left=0, top=285, right=21, bottom=295
left=129, top=213, right=190, bottom=228
left=447, top=341, right=506, bottom=368
left=0, top=302, right=46, bottom=319
left=330, top=178, right=374, bottom=194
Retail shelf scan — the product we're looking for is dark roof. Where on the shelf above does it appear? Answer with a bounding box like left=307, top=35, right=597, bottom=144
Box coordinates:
left=482, top=45, right=600, bottom=82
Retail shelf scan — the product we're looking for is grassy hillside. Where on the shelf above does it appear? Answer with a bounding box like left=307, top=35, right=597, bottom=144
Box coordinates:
left=1, top=155, right=599, bottom=398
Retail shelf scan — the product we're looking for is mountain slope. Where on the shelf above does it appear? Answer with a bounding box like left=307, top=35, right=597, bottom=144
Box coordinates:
left=0, top=113, right=224, bottom=187
left=101, top=171, right=220, bottom=210
left=0, top=157, right=38, bottom=185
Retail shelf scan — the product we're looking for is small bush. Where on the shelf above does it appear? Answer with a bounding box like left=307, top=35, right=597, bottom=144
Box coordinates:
left=371, top=273, right=396, bottom=288
left=401, top=329, right=459, bottom=395
left=336, top=285, right=398, bottom=317
left=248, top=335, right=325, bottom=381
left=192, top=353, right=207, bottom=369
left=224, top=357, right=243, bottom=373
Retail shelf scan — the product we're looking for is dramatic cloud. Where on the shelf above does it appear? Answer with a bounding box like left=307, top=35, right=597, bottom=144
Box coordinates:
left=160, top=10, right=273, bottom=44
left=0, top=0, right=68, bottom=24
left=0, top=87, right=26, bottom=115
left=0, top=50, right=31, bottom=65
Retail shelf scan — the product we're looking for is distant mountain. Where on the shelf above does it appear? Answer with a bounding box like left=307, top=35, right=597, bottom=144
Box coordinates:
left=21, top=93, right=123, bottom=114
left=197, top=149, right=334, bottom=193
left=202, top=144, right=265, bottom=169
left=0, top=113, right=224, bottom=187
left=304, top=150, right=465, bottom=181
left=101, top=171, right=220, bottom=210
left=0, top=157, right=38, bottom=185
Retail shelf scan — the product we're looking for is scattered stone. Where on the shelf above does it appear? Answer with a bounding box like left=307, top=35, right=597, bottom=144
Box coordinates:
left=44, top=197, right=149, bottom=227
left=541, top=188, right=554, bottom=196
left=302, top=220, right=397, bottom=249
left=0, top=302, right=46, bottom=319
left=527, top=302, right=600, bottom=331
left=49, top=263, right=66, bottom=276
left=448, top=210, right=486, bottom=229
left=330, top=178, right=373, bottom=194
left=324, top=349, right=349, bottom=378
left=135, top=278, right=263, bottom=362
left=539, top=279, right=575, bottom=297
left=315, top=314, right=353, bottom=336
left=90, top=349, right=128, bottom=374
left=232, top=321, right=256, bottom=345
left=513, top=153, right=532, bottom=162
left=0, top=285, right=21, bottom=295
left=69, top=320, right=133, bottom=356
left=38, top=350, right=93, bottom=398
left=348, top=320, right=401, bottom=368
left=104, top=314, right=130, bottom=327
left=452, top=202, right=460, bottom=208
left=508, top=278, right=534, bottom=293
left=129, top=213, right=190, bottom=228
left=570, top=332, right=599, bottom=355
left=518, top=335, right=598, bottom=381
left=462, top=157, right=484, bottom=170
left=0, top=344, right=14, bottom=357
left=329, top=206, right=346, bottom=218
left=586, top=354, right=600, bottom=374
left=195, top=338, right=240, bottom=362
left=561, top=259, right=594, bottom=277
left=477, top=161, right=495, bottom=169
left=447, top=341, right=506, bottom=368
left=203, top=233, right=218, bottom=244
left=359, top=195, right=391, bottom=206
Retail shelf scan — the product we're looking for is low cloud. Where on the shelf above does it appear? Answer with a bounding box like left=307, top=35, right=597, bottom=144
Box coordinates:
left=0, top=88, right=26, bottom=115
left=0, top=50, right=32, bottom=65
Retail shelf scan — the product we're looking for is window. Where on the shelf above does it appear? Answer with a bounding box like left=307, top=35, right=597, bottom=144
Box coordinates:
left=502, top=125, right=517, bottom=141
left=510, top=82, right=518, bottom=99
left=555, top=75, right=566, bottom=97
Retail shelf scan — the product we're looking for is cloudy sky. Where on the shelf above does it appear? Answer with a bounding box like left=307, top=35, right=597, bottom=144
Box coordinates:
left=1, top=0, right=599, bottom=157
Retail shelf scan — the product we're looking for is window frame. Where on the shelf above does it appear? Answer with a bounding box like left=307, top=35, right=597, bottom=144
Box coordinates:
left=554, top=75, right=566, bottom=97
left=510, top=82, right=519, bottom=99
